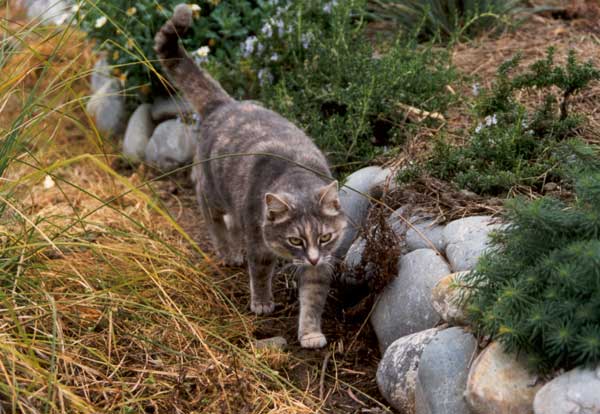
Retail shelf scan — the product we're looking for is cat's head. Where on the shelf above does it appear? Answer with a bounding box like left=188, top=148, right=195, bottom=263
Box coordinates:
left=261, top=181, right=347, bottom=268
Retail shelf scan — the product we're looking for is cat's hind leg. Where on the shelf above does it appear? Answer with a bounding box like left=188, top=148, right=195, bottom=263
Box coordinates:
left=222, top=214, right=245, bottom=266
left=197, top=195, right=235, bottom=265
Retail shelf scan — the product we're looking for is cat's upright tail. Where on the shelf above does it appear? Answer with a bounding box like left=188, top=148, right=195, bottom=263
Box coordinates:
left=154, top=4, right=234, bottom=117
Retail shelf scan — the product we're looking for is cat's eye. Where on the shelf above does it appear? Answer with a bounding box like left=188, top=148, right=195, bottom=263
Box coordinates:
left=319, top=233, right=332, bottom=243
left=288, top=237, right=303, bottom=246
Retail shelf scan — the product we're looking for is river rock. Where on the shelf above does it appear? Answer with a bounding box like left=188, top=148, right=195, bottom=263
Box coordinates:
left=443, top=216, right=502, bottom=272
left=145, top=119, right=198, bottom=171
left=122, top=104, right=154, bottom=162
left=86, top=79, right=126, bottom=137
left=371, top=248, right=451, bottom=352
left=336, top=166, right=391, bottom=256
left=534, top=366, right=600, bottom=414
left=406, top=218, right=446, bottom=252
left=431, top=272, right=470, bottom=326
left=466, top=341, right=543, bottom=414
left=150, top=97, right=193, bottom=122
left=415, top=327, right=478, bottom=414
left=377, top=328, right=441, bottom=413
left=25, top=0, right=72, bottom=25
left=254, top=336, right=287, bottom=350
left=90, top=54, right=111, bottom=94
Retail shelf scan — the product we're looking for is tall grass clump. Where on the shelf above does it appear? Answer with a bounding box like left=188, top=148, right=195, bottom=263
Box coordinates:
left=0, top=6, right=322, bottom=413
left=366, top=0, right=524, bottom=41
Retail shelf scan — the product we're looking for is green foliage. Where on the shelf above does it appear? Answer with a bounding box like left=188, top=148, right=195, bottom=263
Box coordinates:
left=78, top=0, right=274, bottom=105
left=366, top=0, right=523, bottom=41
left=244, top=0, right=456, bottom=172
left=463, top=166, right=600, bottom=372
left=428, top=48, right=600, bottom=195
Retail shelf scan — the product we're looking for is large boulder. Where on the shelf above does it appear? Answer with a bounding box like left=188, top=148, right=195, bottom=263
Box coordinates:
left=406, top=218, right=446, bottom=252
left=371, top=248, right=451, bottom=352
left=430, top=272, right=470, bottom=326
left=122, top=104, right=154, bottom=162
left=415, top=327, right=478, bottom=414
left=443, top=216, right=502, bottom=272
left=24, top=0, right=72, bottom=25
left=90, top=54, right=111, bottom=94
left=534, top=366, right=600, bottom=414
left=336, top=166, right=394, bottom=256
left=377, top=328, right=441, bottom=413
left=466, top=342, right=543, bottom=414
left=86, top=79, right=127, bottom=137
left=150, top=97, right=194, bottom=122
left=145, top=119, right=198, bottom=171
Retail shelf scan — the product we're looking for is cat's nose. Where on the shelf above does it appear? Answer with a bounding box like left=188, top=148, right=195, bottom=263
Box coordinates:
left=307, top=248, right=320, bottom=266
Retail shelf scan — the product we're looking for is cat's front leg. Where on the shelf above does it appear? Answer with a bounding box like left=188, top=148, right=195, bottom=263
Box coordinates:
left=247, top=253, right=276, bottom=315
left=298, top=267, right=330, bottom=349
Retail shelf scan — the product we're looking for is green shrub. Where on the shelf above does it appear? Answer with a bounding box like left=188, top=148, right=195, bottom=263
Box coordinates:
left=244, top=0, right=456, bottom=172
left=427, top=48, right=600, bottom=195
left=463, top=164, right=600, bottom=373
left=78, top=0, right=274, bottom=105
left=366, top=0, right=523, bottom=41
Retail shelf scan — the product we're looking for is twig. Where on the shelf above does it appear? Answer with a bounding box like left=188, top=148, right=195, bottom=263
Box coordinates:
left=319, top=351, right=331, bottom=401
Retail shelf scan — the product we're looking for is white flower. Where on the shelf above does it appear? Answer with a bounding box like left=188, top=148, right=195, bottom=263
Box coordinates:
left=241, top=36, right=257, bottom=58
left=472, top=83, right=480, bottom=96
left=95, top=16, right=107, bottom=28
left=261, top=22, right=273, bottom=38
left=271, top=18, right=285, bottom=36
left=194, top=46, right=210, bottom=63
left=484, top=114, right=498, bottom=127
left=475, top=123, right=483, bottom=133
left=256, top=42, right=265, bottom=54
left=270, top=53, right=279, bottom=62
left=189, top=4, right=201, bottom=12
left=43, top=175, right=55, bottom=189
left=71, top=3, right=81, bottom=13
left=196, top=46, right=210, bottom=57
left=258, top=68, right=273, bottom=86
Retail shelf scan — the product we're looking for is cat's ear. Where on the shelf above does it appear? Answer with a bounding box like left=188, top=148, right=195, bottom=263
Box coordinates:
left=318, top=181, right=341, bottom=216
left=265, top=193, right=291, bottom=222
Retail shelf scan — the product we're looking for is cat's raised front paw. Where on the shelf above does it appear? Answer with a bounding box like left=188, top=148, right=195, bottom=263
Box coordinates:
left=299, top=332, right=327, bottom=349
left=250, top=300, right=275, bottom=315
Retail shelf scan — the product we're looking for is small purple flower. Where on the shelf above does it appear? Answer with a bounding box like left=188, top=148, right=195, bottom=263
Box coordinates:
left=475, top=123, right=483, bottom=133
left=323, top=0, right=338, bottom=13
left=301, top=32, right=313, bottom=49
left=261, top=22, right=273, bottom=38
left=484, top=114, right=497, bottom=127
left=240, top=36, right=257, bottom=58
left=272, top=18, right=285, bottom=36
left=270, top=53, right=279, bottom=62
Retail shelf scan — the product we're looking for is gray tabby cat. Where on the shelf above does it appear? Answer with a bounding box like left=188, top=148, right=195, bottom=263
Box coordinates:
left=154, top=4, right=347, bottom=348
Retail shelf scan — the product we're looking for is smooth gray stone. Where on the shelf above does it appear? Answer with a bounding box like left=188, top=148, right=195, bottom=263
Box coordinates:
left=415, top=327, right=478, bottom=414
left=86, top=79, right=126, bottom=137
left=151, top=97, right=193, bottom=122
left=145, top=119, right=198, bottom=171
left=122, top=104, right=154, bottom=162
left=335, top=166, right=385, bottom=257
left=254, top=336, right=287, bottom=350
left=371, top=248, right=451, bottom=352
left=25, top=0, right=72, bottom=25
left=443, top=216, right=501, bottom=272
left=406, top=218, right=446, bottom=252
left=534, top=366, right=600, bottom=414
left=377, top=328, right=441, bottom=413
left=90, top=55, right=111, bottom=94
